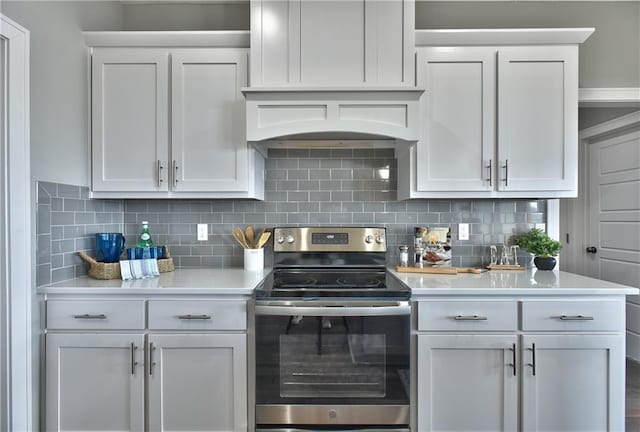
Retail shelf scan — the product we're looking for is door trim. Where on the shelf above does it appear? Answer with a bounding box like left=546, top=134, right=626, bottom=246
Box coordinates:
left=0, top=14, right=31, bottom=432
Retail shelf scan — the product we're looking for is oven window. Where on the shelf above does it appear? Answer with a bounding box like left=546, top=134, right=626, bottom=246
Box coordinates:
left=256, top=314, right=410, bottom=405
left=280, top=332, right=386, bottom=398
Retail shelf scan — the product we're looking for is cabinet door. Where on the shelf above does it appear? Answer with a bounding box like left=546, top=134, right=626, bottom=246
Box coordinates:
left=497, top=46, right=578, bottom=192
left=416, top=47, right=495, bottom=192
left=521, top=334, right=624, bottom=432
left=45, top=334, right=144, bottom=432
left=92, top=48, right=169, bottom=192
left=147, top=333, right=247, bottom=432
left=417, top=334, right=518, bottom=432
left=171, top=50, right=249, bottom=192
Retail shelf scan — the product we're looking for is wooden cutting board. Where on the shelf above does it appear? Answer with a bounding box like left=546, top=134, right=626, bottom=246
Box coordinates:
left=395, top=266, right=486, bottom=275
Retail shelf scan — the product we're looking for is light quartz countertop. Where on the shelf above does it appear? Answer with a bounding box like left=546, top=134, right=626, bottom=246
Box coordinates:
left=38, top=267, right=638, bottom=297
left=391, top=268, right=639, bottom=296
left=38, top=268, right=272, bottom=295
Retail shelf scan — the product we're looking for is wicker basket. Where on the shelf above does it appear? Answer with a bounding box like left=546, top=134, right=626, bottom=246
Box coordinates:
left=79, top=248, right=175, bottom=280
left=78, top=251, right=121, bottom=280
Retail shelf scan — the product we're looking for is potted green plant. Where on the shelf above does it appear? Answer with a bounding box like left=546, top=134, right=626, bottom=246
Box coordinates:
left=514, top=228, right=563, bottom=270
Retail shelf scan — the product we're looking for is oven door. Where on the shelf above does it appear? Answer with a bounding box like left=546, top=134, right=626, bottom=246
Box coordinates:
left=254, top=301, right=411, bottom=427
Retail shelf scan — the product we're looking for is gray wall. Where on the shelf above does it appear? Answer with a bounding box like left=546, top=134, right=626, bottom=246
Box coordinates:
left=122, top=3, right=249, bottom=30
left=416, top=1, right=640, bottom=88
left=0, top=1, right=124, bottom=187
left=36, top=149, right=546, bottom=285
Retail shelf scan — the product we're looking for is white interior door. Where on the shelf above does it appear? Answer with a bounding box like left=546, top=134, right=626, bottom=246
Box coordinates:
left=588, top=130, right=640, bottom=358
left=0, top=33, right=7, bottom=432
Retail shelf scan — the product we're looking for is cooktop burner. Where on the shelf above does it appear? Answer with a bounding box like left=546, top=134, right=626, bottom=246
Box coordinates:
left=258, top=269, right=410, bottom=299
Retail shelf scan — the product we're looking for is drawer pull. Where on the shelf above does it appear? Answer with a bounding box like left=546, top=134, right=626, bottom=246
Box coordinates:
left=130, top=343, right=138, bottom=376
left=527, top=343, right=536, bottom=376
left=176, top=314, right=212, bottom=320
left=509, top=343, right=516, bottom=376
left=453, top=315, right=488, bottom=321
left=557, top=315, right=594, bottom=321
left=149, top=342, right=156, bottom=376
left=73, top=313, right=107, bottom=320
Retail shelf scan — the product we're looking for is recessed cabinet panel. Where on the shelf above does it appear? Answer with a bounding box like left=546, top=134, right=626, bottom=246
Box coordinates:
left=417, top=334, right=518, bottom=432
left=251, top=0, right=414, bottom=86
left=498, top=46, right=578, bottom=192
left=45, top=334, right=145, bottom=432
left=172, top=50, right=249, bottom=192
left=92, top=49, right=169, bottom=192
left=300, top=0, right=365, bottom=85
left=521, top=334, right=624, bottom=432
left=148, top=334, right=247, bottom=432
left=416, top=47, right=495, bottom=192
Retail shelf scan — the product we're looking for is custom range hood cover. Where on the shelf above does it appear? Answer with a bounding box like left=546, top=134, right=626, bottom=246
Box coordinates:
left=244, top=0, right=423, bottom=143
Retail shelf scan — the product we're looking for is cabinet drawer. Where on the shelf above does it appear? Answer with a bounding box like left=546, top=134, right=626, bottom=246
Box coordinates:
left=521, top=300, right=624, bottom=331
left=46, top=300, right=145, bottom=330
left=418, top=300, right=517, bottom=331
left=148, top=300, right=246, bottom=330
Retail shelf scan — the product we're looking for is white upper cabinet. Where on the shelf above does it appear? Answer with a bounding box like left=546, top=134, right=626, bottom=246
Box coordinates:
left=398, top=29, right=592, bottom=200
left=415, top=47, right=496, bottom=192
left=86, top=32, right=264, bottom=199
left=92, top=49, right=169, bottom=193
left=250, top=0, right=414, bottom=87
left=171, top=50, right=248, bottom=192
left=497, top=46, right=578, bottom=192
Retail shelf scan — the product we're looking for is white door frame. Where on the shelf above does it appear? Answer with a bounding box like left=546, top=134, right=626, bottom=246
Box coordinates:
left=0, top=14, right=32, bottom=432
left=561, top=110, right=640, bottom=276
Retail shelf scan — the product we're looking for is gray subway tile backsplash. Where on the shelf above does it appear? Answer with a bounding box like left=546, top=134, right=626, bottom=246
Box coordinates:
left=35, top=148, right=546, bottom=285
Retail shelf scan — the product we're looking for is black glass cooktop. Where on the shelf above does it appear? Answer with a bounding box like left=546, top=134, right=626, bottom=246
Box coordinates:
left=256, top=269, right=410, bottom=299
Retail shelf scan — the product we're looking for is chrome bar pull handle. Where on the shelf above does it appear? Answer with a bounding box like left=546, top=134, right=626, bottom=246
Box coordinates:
left=130, top=343, right=138, bottom=376
left=503, top=159, right=509, bottom=187
left=509, top=343, right=516, bottom=376
left=176, top=314, right=212, bottom=320
left=527, top=343, right=536, bottom=376
left=486, top=159, right=493, bottom=186
left=157, top=160, right=164, bottom=187
left=149, top=342, right=156, bottom=376
left=453, top=314, right=488, bottom=321
left=558, top=315, right=594, bottom=321
left=173, top=160, right=179, bottom=186
left=73, top=313, right=107, bottom=320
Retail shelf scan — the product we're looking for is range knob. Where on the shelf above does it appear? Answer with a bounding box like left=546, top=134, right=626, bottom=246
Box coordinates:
left=365, top=235, right=374, bottom=244
left=276, top=236, right=285, bottom=244
left=375, top=235, right=385, bottom=244
left=286, top=235, right=295, bottom=244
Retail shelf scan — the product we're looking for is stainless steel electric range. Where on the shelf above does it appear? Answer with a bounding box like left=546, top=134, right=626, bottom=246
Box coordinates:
left=254, top=227, right=411, bottom=432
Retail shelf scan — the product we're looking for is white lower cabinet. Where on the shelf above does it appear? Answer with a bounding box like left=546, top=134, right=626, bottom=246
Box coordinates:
left=44, top=298, right=249, bottom=432
left=45, top=334, right=145, bottom=432
left=521, top=334, right=624, bottom=432
left=417, top=334, right=518, bottom=432
left=147, top=334, right=247, bottom=432
left=415, top=298, right=626, bottom=432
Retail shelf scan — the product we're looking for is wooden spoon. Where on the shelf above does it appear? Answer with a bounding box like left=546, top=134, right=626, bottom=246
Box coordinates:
left=233, top=227, right=249, bottom=249
left=256, top=231, right=271, bottom=249
left=245, top=226, right=255, bottom=249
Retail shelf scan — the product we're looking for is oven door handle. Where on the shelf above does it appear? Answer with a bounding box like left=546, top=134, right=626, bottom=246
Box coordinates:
left=254, top=302, right=410, bottom=317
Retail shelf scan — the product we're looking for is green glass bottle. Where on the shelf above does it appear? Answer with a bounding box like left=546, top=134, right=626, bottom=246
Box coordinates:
left=138, top=221, right=153, bottom=248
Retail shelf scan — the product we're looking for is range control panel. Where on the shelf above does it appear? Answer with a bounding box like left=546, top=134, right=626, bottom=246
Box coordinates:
left=273, top=227, right=386, bottom=253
